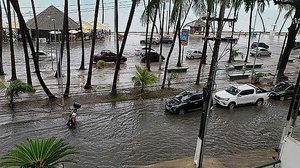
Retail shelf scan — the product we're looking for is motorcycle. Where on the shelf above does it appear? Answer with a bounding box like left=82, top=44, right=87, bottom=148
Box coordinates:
left=67, top=103, right=81, bottom=129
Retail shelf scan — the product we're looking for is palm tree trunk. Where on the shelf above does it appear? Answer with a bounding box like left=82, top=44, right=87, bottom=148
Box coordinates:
left=161, top=7, right=181, bottom=89
left=0, top=0, right=4, bottom=75
left=148, top=6, right=158, bottom=71
left=176, top=21, right=181, bottom=67
left=159, top=1, right=165, bottom=70
left=7, top=0, right=16, bottom=80
left=111, top=0, right=137, bottom=95
left=196, top=10, right=211, bottom=85
left=279, top=16, right=288, bottom=35
left=78, top=0, right=85, bottom=70
left=101, top=0, right=104, bottom=24
left=258, top=11, right=265, bottom=32
left=20, top=28, right=32, bottom=86
left=145, top=0, right=150, bottom=71
left=84, top=0, right=100, bottom=89
left=228, top=5, right=237, bottom=63
left=10, top=0, right=55, bottom=99
left=63, top=0, right=70, bottom=97
left=244, top=0, right=254, bottom=63
left=167, top=0, right=171, bottom=35
left=276, top=9, right=300, bottom=82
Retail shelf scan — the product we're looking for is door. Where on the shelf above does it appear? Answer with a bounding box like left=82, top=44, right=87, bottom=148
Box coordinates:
left=237, top=89, right=255, bottom=105
left=188, top=94, right=202, bottom=110
left=285, top=86, right=295, bottom=99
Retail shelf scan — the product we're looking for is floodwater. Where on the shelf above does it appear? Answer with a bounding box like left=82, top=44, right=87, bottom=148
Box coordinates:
left=0, top=33, right=300, bottom=167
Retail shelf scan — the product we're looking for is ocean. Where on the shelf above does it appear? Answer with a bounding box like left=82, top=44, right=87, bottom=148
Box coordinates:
left=15, top=0, right=292, bottom=33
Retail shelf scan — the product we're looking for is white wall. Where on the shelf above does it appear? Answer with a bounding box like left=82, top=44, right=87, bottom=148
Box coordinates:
left=280, top=137, right=300, bottom=168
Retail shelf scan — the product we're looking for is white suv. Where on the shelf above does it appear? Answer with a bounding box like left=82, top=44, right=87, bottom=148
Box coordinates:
left=186, top=49, right=202, bottom=59
left=250, top=47, right=271, bottom=56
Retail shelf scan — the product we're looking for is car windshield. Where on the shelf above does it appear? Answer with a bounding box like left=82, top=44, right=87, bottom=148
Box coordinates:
left=225, top=86, right=240, bottom=95
left=273, top=83, right=289, bottom=92
left=175, top=92, right=191, bottom=102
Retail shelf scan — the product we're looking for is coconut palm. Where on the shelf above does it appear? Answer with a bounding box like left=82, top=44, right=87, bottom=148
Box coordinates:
left=7, top=0, right=16, bottom=81
left=244, top=0, right=255, bottom=63
left=64, top=0, right=71, bottom=98
left=10, top=0, right=56, bottom=99
left=274, top=0, right=299, bottom=82
left=20, top=27, right=32, bottom=86
left=161, top=0, right=183, bottom=89
left=0, top=137, right=78, bottom=168
left=84, top=0, right=100, bottom=89
left=195, top=0, right=214, bottom=85
left=78, top=0, right=85, bottom=70
left=111, top=0, right=141, bottom=95
left=132, top=65, right=158, bottom=92
left=3, top=79, right=35, bottom=107
left=0, top=0, right=4, bottom=75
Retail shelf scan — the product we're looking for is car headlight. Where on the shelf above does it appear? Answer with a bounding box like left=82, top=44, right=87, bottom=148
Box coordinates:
left=223, top=98, right=230, bottom=101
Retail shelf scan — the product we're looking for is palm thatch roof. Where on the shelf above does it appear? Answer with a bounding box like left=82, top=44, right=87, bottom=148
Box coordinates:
left=185, top=19, right=206, bottom=28
left=26, top=5, right=79, bottom=30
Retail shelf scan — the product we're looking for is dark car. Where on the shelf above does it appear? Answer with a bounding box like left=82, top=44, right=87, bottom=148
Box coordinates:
left=93, top=52, right=127, bottom=63
left=269, top=81, right=295, bottom=100
left=141, top=52, right=165, bottom=62
left=160, top=36, right=173, bottom=44
left=294, top=41, right=300, bottom=49
left=165, top=91, right=203, bottom=114
left=221, top=37, right=238, bottom=43
left=251, top=42, right=269, bottom=49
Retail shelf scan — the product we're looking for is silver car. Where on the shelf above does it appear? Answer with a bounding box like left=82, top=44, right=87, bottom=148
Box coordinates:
left=250, top=47, right=271, bottom=56
left=186, top=49, right=202, bottom=59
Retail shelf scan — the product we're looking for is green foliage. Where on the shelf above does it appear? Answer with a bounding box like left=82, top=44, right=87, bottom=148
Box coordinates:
left=132, top=65, right=158, bottom=92
left=0, top=137, right=78, bottom=168
left=4, top=79, right=35, bottom=107
left=255, top=72, right=266, bottom=78
left=167, top=73, right=178, bottom=88
left=230, top=48, right=239, bottom=60
left=96, top=60, right=105, bottom=69
left=0, top=81, right=6, bottom=91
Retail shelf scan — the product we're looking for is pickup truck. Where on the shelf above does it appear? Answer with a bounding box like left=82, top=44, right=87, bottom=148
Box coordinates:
left=214, top=84, right=269, bottom=109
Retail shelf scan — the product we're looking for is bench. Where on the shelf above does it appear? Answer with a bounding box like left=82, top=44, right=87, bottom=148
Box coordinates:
left=228, top=73, right=251, bottom=80
left=167, top=67, right=188, bottom=73
left=233, top=63, right=263, bottom=70
left=288, top=58, right=295, bottom=63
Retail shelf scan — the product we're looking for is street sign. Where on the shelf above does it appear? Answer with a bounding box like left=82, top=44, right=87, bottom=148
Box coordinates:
left=180, top=29, right=189, bottom=46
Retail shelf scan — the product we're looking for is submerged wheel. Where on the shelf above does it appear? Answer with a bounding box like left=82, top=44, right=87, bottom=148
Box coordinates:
left=228, top=102, right=235, bottom=110
left=191, top=56, right=194, bottom=59
left=256, top=99, right=264, bottom=106
left=279, top=96, right=285, bottom=101
left=178, top=108, right=186, bottom=115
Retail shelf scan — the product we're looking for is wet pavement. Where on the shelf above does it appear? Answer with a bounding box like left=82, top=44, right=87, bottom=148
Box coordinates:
left=0, top=33, right=300, bottom=167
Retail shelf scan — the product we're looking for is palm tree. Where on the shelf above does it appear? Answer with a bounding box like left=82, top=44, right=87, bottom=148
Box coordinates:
left=132, top=65, right=158, bottom=92
left=0, top=0, right=4, bottom=75
left=64, top=0, right=71, bottom=98
left=78, top=0, right=85, bottom=70
left=10, top=0, right=56, bottom=99
left=161, top=0, right=182, bottom=89
left=111, top=0, right=141, bottom=95
left=274, top=0, right=299, bottom=82
left=194, top=0, right=213, bottom=84
left=0, top=137, right=78, bottom=168
left=20, top=27, right=32, bottom=86
left=102, top=0, right=105, bottom=24
left=84, top=0, right=100, bottom=89
left=244, top=0, right=255, bottom=63
left=7, top=0, right=16, bottom=81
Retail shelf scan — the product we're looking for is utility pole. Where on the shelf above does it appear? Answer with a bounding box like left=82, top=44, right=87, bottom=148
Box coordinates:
left=194, top=1, right=226, bottom=167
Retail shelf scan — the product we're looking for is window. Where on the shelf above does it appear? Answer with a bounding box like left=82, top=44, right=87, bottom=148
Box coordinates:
left=239, top=89, right=254, bottom=96
left=190, top=94, right=202, bottom=101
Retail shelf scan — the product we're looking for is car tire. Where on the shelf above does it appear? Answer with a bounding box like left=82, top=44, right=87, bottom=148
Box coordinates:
left=279, top=96, right=285, bottom=101
left=228, top=102, right=235, bottom=110
left=178, top=108, right=186, bottom=115
left=191, top=56, right=194, bottom=59
left=256, top=99, right=264, bottom=106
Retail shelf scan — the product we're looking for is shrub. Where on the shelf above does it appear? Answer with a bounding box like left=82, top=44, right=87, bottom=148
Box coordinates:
left=96, top=60, right=105, bottom=69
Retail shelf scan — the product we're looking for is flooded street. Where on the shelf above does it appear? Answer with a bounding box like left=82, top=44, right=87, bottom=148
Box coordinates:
left=0, top=98, right=300, bottom=167
left=0, top=33, right=300, bottom=167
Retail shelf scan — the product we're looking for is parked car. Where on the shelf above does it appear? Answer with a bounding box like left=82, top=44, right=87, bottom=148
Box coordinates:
left=93, top=51, right=127, bottom=63
left=160, top=36, right=173, bottom=44
left=251, top=42, right=269, bottom=49
left=214, top=84, right=269, bottom=109
left=269, top=81, right=295, bottom=100
left=186, top=49, right=202, bottom=59
left=100, top=49, right=113, bottom=55
left=32, top=51, right=55, bottom=60
left=135, top=47, right=155, bottom=56
left=165, top=91, right=203, bottom=114
left=140, top=37, right=160, bottom=45
left=141, top=52, right=165, bottom=62
left=250, top=47, right=272, bottom=56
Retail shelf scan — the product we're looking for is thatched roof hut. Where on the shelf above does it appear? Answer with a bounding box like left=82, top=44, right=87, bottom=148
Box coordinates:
left=26, top=5, right=79, bottom=30
left=185, top=19, right=206, bottom=34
